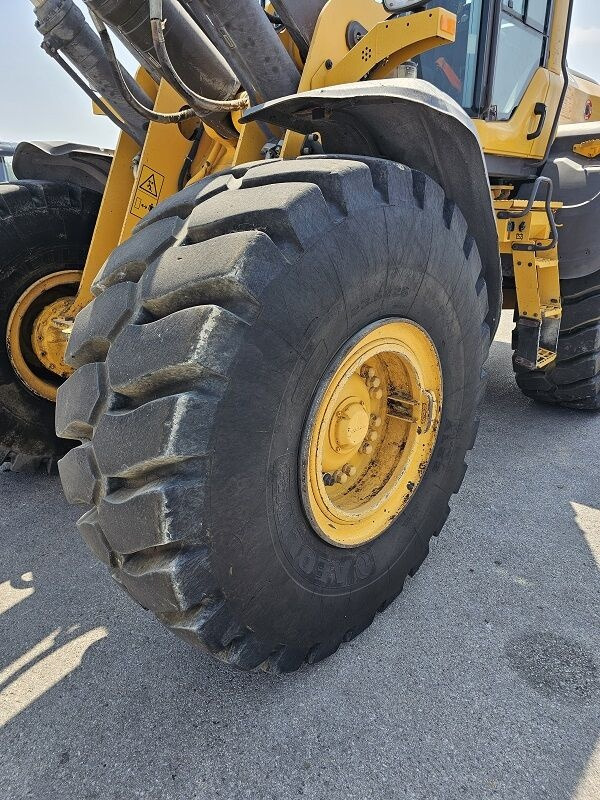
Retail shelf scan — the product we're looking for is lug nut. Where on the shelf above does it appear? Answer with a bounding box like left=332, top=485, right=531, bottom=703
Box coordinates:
left=342, top=464, right=357, bottom=477
left=368, top=376, right=381, bottom=389
left=360, top=442, right=373, bottom=455
left=361, top=366, right=376, bottom=380
left=370, top=388, right=383, bottom=400
left=333, top=470, right=349, bottom=485
left=371, top=415, right=382, bottom=428
left=368, top=431, right=378, bottom=442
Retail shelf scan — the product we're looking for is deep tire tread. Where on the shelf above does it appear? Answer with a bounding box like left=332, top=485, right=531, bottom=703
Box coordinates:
left=58, top=157, right=490, bottom=673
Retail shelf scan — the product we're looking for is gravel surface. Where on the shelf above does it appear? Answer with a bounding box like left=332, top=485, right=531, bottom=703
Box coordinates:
left=1, top=311, right=598, bottom=800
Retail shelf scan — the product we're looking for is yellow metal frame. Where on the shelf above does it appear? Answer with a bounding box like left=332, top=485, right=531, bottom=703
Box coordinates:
left=573, top=139, right=600, bottom=159
left=27, top=0, right=590, bottom=390
left=300, top=6, right=456, bottom=91
left=281, top=5, right=457, bottom=158
left=496, top=197, right=562, bottom=368
left=70, top=77, right=235, bottom=316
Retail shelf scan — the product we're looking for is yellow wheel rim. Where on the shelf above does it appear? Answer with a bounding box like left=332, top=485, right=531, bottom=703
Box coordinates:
left=301, top=319, right=443, bottom=548
left=6, top=270, right=81, bottom=402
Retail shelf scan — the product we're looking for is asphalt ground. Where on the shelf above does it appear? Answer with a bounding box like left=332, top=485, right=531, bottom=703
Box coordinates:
left=0, top=311, right=598, bottom=800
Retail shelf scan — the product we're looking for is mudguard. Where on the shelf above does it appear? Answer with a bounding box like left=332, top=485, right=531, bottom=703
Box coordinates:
left=245, top=79, right=502, bottom=336
left=12, top=141, right=113, bottom=194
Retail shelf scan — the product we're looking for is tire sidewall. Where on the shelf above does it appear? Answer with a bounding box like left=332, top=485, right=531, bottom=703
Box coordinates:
left=209, top=200, right=483, bottom=646
left=0, top=182, right=99, bottom=456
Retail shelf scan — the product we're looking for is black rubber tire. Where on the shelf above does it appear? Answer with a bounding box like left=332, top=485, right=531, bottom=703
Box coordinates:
left=56, top=156, right=491, bottom=673
left=514, top=268, right=600, bottom=410
left=0, top=180, right=100, bottom=459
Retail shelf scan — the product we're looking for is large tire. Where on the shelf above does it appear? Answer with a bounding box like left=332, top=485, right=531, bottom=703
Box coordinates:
left=0, top=180, right=100, bottom=459
left=57, top=156, right=491, bottom=672
left=514, top=268, right=600, bottom=410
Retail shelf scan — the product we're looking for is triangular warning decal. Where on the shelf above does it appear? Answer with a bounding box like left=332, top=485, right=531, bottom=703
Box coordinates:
left=140, top=173, right=158, bottom=198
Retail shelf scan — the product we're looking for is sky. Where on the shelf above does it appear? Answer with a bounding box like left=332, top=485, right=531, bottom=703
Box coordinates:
left=1, top=0, right=599, bottom=149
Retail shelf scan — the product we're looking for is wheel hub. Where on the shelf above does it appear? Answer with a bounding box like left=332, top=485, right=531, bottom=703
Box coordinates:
left=330, top=400, right=370, bottom=451
left=31, top=297, right=76, bottom=379
left=301, top=319, right=443, bottom=548
left=6, top=270, right=81, bottom=402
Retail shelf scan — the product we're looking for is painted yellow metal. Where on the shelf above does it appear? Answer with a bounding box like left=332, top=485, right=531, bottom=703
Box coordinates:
left=302, top=319, right=442, bottom=548
left=298, top=0, right=387, bottom=93
left=282, top=4, right=456, bottom=159
left=118, top=82, right=221, bottom=243
left=69, top=78, right=236, bottom=317
left=6, top=270, right=82, bottom=402
left=188, top=131, right=235, bottom=185
left=67, top=68, right=159, bottom=316
left=496, top=197, right=562, bottom=368
left=68, top=130, right=139, bottom=314
left=496, top=199, right=562, bottom=255
left=561, top=73, right=600, bottom=124
left=32, top=298, right=76, bottom=378
left=320, top=9, right=456, bottom=89
left=573, top=139, right=600, bottom=159
left=475, top=69, right=564, bottom=160
left=232, top=119, right=270, bottom=167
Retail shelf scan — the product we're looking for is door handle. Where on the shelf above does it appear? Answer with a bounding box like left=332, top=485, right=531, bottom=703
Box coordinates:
left=527, top=102, right=547, bottom=140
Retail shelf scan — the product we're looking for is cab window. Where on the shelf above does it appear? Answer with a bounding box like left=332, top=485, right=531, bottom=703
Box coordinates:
left=491, top=0, right=553, bottom=120
left=414, top=0, right=485, bottom=111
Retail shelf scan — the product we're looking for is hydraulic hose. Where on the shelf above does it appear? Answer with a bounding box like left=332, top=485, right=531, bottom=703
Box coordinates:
left=85, top=0, right=239, bottom=102
left=91, top=12, right=198, bottom=124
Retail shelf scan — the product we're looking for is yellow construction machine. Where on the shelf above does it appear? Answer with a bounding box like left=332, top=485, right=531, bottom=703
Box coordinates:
left=2, top=0, right=598, bottom=671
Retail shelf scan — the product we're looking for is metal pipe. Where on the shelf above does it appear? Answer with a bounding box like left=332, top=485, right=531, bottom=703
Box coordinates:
left=84, top=0, right=239, bottom=102
left=186, top=0, right=300, bottom=104
left=30, top=0, right=150, bottom=144
left=149, top=0, right=247, bottom=114
left=42, top=40, right=142, bottom=142
left=92, top=14, right=199, bottom=124
left=269, top=0, right=327, bottom=60
left=179, top=0, right=261, bottom=106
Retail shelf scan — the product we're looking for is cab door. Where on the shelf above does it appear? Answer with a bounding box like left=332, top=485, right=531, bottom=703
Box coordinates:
left=475, top=0, right=572, bottom=162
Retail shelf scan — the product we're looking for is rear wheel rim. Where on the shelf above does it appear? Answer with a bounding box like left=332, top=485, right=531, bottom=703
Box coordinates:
left=6, top=270, right=81, bottom=402
left=300, top=319, right=443, bottom=548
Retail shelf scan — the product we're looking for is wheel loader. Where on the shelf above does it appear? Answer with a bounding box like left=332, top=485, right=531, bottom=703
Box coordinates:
left=3, top=0, right=598, bottom=672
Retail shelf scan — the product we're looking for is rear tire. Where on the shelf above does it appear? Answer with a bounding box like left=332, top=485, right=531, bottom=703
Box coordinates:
left=514, top=268, right=600, bottom=410
left=0, top=180, right=100, bottom=459
left=57, top=156, right=491, bottom=672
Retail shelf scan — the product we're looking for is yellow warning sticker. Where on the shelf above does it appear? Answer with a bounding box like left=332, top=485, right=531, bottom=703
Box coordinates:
left=130, top=165, right=165, bottom=220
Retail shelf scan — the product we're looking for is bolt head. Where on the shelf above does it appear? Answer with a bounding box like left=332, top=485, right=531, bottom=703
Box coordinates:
left=333, top=470, right=349, bottom=485
left=370, top=388, right=383, bottom=400
left=371, top=415, right=382, bottom=428
left=360, top=442, right=373, bottom=455
left=343, top=464, right=357, bottom=477
left=368, top=431, right=378, bottom=442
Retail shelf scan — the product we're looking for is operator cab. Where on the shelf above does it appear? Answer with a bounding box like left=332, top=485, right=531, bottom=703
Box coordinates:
left=413, top=0, right=554, bottom=120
